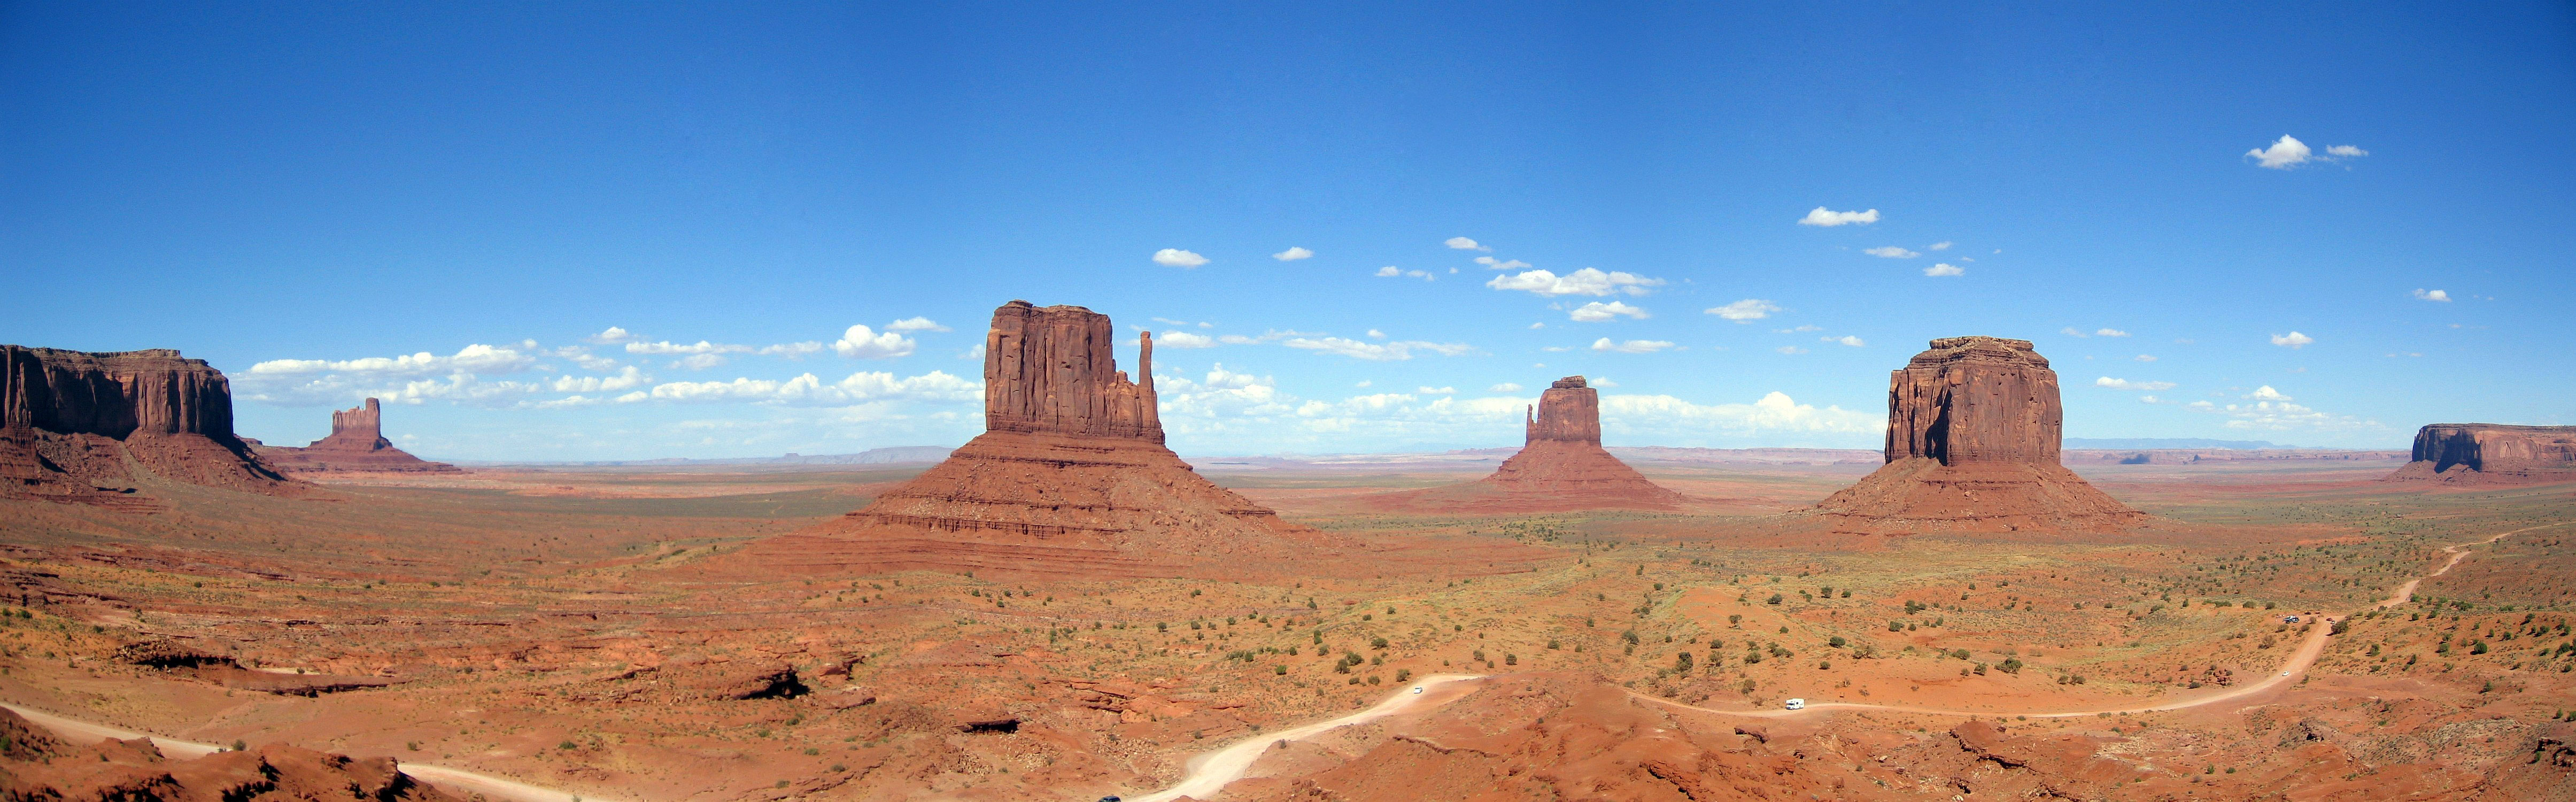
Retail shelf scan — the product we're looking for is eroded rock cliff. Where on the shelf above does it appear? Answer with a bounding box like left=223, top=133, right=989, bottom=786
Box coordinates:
left=1, top=345, right=300, bottom=506
left=734, top=301, right=1351, bottom=579
left=1816, top=337, right=2142, bottom=534
left=1365, top=376, right=1684, bottom=513
left=254, top=398, right=462, bottom=474
left=2385, top=424, right=2576, bottom=485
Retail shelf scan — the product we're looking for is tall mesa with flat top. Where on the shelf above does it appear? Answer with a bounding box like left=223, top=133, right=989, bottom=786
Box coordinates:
left=2385, top=423, right=2576, bottom=485
left=1, top=345, right=300, bottom=505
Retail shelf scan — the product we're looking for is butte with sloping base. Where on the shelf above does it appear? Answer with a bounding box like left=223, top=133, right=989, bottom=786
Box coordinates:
left=1366, top=376, right=1685, bottom=513
left=1814, top=336, right=2143, bottom=535
left=736, top=300, right=1353, bottom=579
left=1, top=345, right=301, bottom=507
left=254, top=398, right=462, bottom=474
left=2384, top=423, right=2576, bottom=485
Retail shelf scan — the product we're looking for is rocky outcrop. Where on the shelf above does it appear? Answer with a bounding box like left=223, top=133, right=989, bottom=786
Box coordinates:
left=2385, top=424, right=2576, bottom=485
left=1363, top=377, right=1684, bottom=513
left=253, top=398, right=462, bottom=474
left=1, top=345, right=300, bottom=506
left=736, top=300, right=1351, bottom=579
left=1815, top=337, right=2143, bottom=534
left=0, top=708, right=458, bottom=802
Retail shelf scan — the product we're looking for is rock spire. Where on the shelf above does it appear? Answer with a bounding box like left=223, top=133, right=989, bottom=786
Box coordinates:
left=1368, top=376, right=1684, bottom=512
left=252, top=398, right=461, bottom=474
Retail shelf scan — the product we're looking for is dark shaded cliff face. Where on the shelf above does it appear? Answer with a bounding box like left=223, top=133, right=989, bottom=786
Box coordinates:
left=2387, top=424, right=2576, bottom=484
left=1884, top=336, right=2063, bottom=466
left=982, top=300, right=1162, bottom=443
left=0, top=344, right=300, bottom=505
left=1525, top=376, right=1604, bottom=445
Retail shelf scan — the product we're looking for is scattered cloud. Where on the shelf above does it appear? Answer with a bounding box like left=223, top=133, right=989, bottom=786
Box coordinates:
left=1152, top=248, right=1210, bottom=267
left=1417, top=386, right=1457, bottom=395
left=2412, top=288, right=2451, bottom=302
left=625, top=370, right=979, bottom=406
left=1923, top=263, right=1964, bottom=276
left=1569, top=301, right=1651, bottom=322
left=248, top=344, right=540, bottom=380
left=674, top=353, right=729, bottom=370
left=1776, top=345, right=1808, bottom=354
left=1706, top=299, right=1780, bottom=322
left=2095, top=328, right=2129, bottom=337
left=2246, top=135, right=2314, bottom=168
left=1281, top=337, right=1475, bottom=361
left=959, top=343, right=986, bottom=360
left=586, top=327, right=638, bottom=344
left=1602, top=392, right=1877, bottom=437
left=1272, top=246, right=1314, bottom=261
left=2247, top=385, right=2293, bottom=402
left=1591, top=378, right=1617, bottom=388
left=1366, top=329, right=1387, bottom=339
left=2269, top=331, right=2315, bottom=349
left=1375, top=266, right=1400, bottom=276
left=1527, top=322, right=1545, bottom=329
left=2094, top=376, right=2177, bottom=391
left=1798, top=207, right=1879, bottom=227
left=1486, top=268, right=1665, bottom=297
left=1444, top=237, right=1490, bottom=251
left=1474, top=257, right=1530, bottom=271
left=2326, top=144, right=2369, bottom=158
left=1157, top=331, right=1217, bottom=348
left=1488, top=382, right=1523, bottom=393
left=1863, top=246, right=1920, bottom=258
left=833, top=325, right=917, bottom=359
left=1591, top=338, right=1675, bottom=353
left=1826, top=335, right=1865, bottom=347
left=886, top=317, right=950, bottom=332
left=1774, top=325, right=1822, bottom=333
left=2134, top=354, right=2157, bottom=362
left=1927, top=241, right=1953, bottom=251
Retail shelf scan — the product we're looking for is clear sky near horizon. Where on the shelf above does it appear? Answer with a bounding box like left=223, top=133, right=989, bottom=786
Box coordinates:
left=6, top=3, right=2571, bottom=460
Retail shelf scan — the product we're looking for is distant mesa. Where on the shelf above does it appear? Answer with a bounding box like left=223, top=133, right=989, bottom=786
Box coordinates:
left=254, top=398, right=462, bottom=475
left=1, top=344, right=303, bottom=507
left=1367, top=376, right=1685, bottom=513
left=2385, top=423, right=2576, bottom=485
left=737, top=300, right=1353, bottom=579
left=1814, top=336, right=2145, bottom=534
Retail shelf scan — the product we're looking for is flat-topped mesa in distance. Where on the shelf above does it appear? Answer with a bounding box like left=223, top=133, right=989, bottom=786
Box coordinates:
left=736, top=300, right=1351, bottom=580
left=1365, top=376, right=1683, bottom=513
left=253, top=398, right=462, bottom=474
left=1815, top=336, right=2144, bottom=535
left=0, top=345, right=301, bottom=506
left=2385, top=423, right=2576, bottom=485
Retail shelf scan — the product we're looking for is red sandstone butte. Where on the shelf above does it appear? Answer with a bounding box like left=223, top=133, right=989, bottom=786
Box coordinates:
left=1, top=345, right=301, bottom=506
left=1375, top=376, right=1685, bottom=513
left=1814, top=336, right=2142, bottom=534
left=254, top=398, right=462, bottom=474
left=2384, top=423, right=2576, bottom=485
left=737, top=300, right=1351, bottom=579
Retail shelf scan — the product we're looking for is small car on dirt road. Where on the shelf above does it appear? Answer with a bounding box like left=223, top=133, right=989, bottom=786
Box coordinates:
left=1784, top=698, right=1806, bottom=711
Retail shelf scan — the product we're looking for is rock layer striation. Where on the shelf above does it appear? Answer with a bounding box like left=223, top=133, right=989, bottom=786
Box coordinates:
left=1816, top=337, right=2142, bottom=534
left=741, top=300, right=1349, bottom=579
left=1, top=345, right=299, bottom=506
left=254, top=398, right=461, bottom=474
left=2385, top=424, right=2576, bottom=485
left=1369, top=376, right=1684, bottom=512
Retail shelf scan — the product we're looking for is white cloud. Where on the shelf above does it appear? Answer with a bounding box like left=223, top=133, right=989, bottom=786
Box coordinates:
left=1776, top=345, right=1808, bottom=354
left=1774, top=324, right=1822, bottom=333
left=586, top=327, right=638, bottom=344
left=247, top=344, right=540, bottom=379
left=1569, top=301, right=1651, bottom=321
left=1272, top=246, right=1314, bottom=261
left=1527, top=322, right=1545, bottom=329
left=2094, top=376, right=2177, bottom=391
left=2412, top=288, right=2451, bottom=302
left=1418, top=386, right=1457, bottom=395
left=1153, top=248, right=1210, bottom=268
left=2095, top=328, right=2129, bottom=337
left=2134, top=354, right=2157, bottom=362
left=1444, top=237, right=1490, bottom=251
left=1375, top=266, right=1401, bottom=276
left=2059, top=327, right=2089, bottom=338
left=1923, top=263, right=1964, bottom=276
left=2247, top=385, right=2293, bottom=402
left=1827, top=335, right=1865, bottom=347
left=833, top=325, right=917, bottom=358
left=1486, top=267, right=1664, bottom=297
left=1591, top=338, right=1675, bottom=354
left=1361, top=329, right=1385, bottom=339
left=240, top=344, right=562, bottom=408
left=2326, top=144, right=2369, bottom=158
left=2247, top=135, right=2314, bottom=168
left=1927, top=241, right=1953, bottom=251
left=1705, top=299, right=1780, bottom=322
left=2269, top=331, right=2315, bottom=349
left=1488, top=382, right=1523, bottom=393
left=1590, top=378, right=1616, bottom=388
left=1356, top=380, right=1372, bottom=387
left=2139, top=396, right=2161, bottom=404
left=550, top=366, right=650, bottom=392
left=1281, top=337, right=1475, bottom=361
left=1474, top=257, right=1530, bottom=271
left=675, top=353, right=729, bottom=370
left=960, top=343, right=986, bottom=360
left=628, top=369, right=978, bottom=406
left=1602, top=392, right=1877, bottom=436
left=1863, top=246, right=1920, bottom=258
left=1798, top=207, right=1879, bottom=227
left=886, top=317, right=951, bottom=332
left=627, top=340, right=742, bottom=356
left=1157, top=331, right=1217, bottom=348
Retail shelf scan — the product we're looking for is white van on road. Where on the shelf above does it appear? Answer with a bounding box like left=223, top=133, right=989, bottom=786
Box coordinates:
left=1783, top=698, right=1806, bottom=711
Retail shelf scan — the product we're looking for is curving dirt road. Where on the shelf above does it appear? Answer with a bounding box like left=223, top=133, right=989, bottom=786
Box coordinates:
left=1635, top=523, right=2564, bottom=721
left=1132, top=673, right=1488, bottom=802
left=0, top=701, right=615, bottom=802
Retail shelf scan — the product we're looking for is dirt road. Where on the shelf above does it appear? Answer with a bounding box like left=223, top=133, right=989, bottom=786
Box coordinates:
left=1131, top=673, right=1488, bottom=802
left=1636, top=523, right=2563, bottom=721
left=0, top=701, right=615, bottom=802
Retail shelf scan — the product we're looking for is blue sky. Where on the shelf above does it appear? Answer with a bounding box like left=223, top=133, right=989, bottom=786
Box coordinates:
left=6, top=3, right=2571, bottom=459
